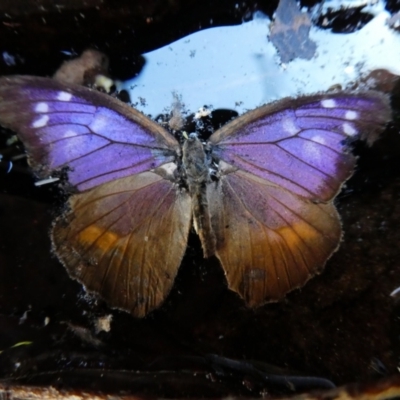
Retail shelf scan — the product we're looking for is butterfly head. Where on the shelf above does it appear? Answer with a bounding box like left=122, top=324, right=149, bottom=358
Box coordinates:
left=182, top=131, right=199, bottom=141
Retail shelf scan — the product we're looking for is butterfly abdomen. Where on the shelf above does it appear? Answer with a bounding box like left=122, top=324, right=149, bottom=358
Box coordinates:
left=182, top=135, right=216, bottom=258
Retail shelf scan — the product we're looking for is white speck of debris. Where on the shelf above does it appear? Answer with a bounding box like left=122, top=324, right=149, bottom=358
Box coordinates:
left=6, top=161, right=13, bottom=173
left=344, top=65, right=355, bottom=75
left=390, top=286, right=400, bottom=297
left=34, top=177, right=60, bottom=186
left=2, top=51, right=16, bottom=66
left=95, top=314, right=113, bottom=333
left=19, top=309, right=29, bottom=324
left=194, top=106, right=211, bottom=119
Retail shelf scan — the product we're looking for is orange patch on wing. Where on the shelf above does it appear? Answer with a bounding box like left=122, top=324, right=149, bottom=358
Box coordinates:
left=278, top=221, right=320, bottom=247
left=78, top=225, right=120, bottom=252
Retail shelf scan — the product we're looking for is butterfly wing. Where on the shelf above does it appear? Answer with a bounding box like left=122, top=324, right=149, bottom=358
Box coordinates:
left=0, top=76, right=191, bottom=316
left=207, top=169, right=340, bottom=305
left=53, top=169, right=191, bottom=317
left=207, top=92, right=391, bottom=305
left=0, top=76, right=179, bottom=191
left=209, top=93, right=390, bottom=201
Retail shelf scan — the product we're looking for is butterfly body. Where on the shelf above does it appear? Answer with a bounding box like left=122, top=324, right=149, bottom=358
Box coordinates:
left=0, top=76, right=391, bottom=317
left=182, top=134, right=216, bottom=258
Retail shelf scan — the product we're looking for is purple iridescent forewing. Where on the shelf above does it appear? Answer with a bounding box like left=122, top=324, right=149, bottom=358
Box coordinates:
left=207, top=92, right=391, bottom=305
left=0, top=76, right=192, bottom=317
left=209, top=93, right=390, bottom=201
left=0, top=76, right=179, bottom=191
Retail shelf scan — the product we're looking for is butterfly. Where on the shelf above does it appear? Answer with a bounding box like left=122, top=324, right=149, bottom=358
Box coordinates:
left=0, top=76, right=391, bottom=317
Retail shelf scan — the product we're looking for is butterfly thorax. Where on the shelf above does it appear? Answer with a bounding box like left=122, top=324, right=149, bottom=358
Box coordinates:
left=182, top=134, right=210, bottom=187
left=182, top=134, right=216, bottom=258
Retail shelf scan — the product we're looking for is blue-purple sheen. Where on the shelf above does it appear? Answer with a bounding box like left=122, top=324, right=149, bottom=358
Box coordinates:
left=298, top=97, right=376, bottom=110
left=38, top=124, right=90, bottom=144
left=51, top=141, right=174, bottom=191
left=20, top=91, right=178, bottom=190
left=213, top=144, right=338, bottom=199
left=295, top=107, right=353, bottom=118
left=278, top=138, right=347, bottom=179
left=218, top=110, right=297, bottom=144
left=295, top=116, right=351, bottom=132
left=32, top=102, right=165, bottom=147
left=44, top=111, right=93, bottom=125
left=88, top=107, right=160, bottom=146
left=298, top=130, right=346, bottom=151
left=33, top=100, right=96, bottom=114
left=209, top=94, right=391, bottom=202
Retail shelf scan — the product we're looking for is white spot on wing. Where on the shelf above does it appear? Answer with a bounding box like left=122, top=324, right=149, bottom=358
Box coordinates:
left=303, top=141, right=322, bottom=164
left=63, top=129, right=78, bottom=138
left=57, top=91, right=72, bottom=101
left=321, top=99, right=336, bottom=108
left=345, top=110, right=358, bottom=120
left=343, top=122, right=357, bottom=136
left=32, top=115, right=49, bottom=128
left=312, top=135, right=326, bottom=145
left=35, top=102, right=49, bottom=113
left=90, top=115, right=106, bottom=132
left=282, top=118, right=299, bottom=136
